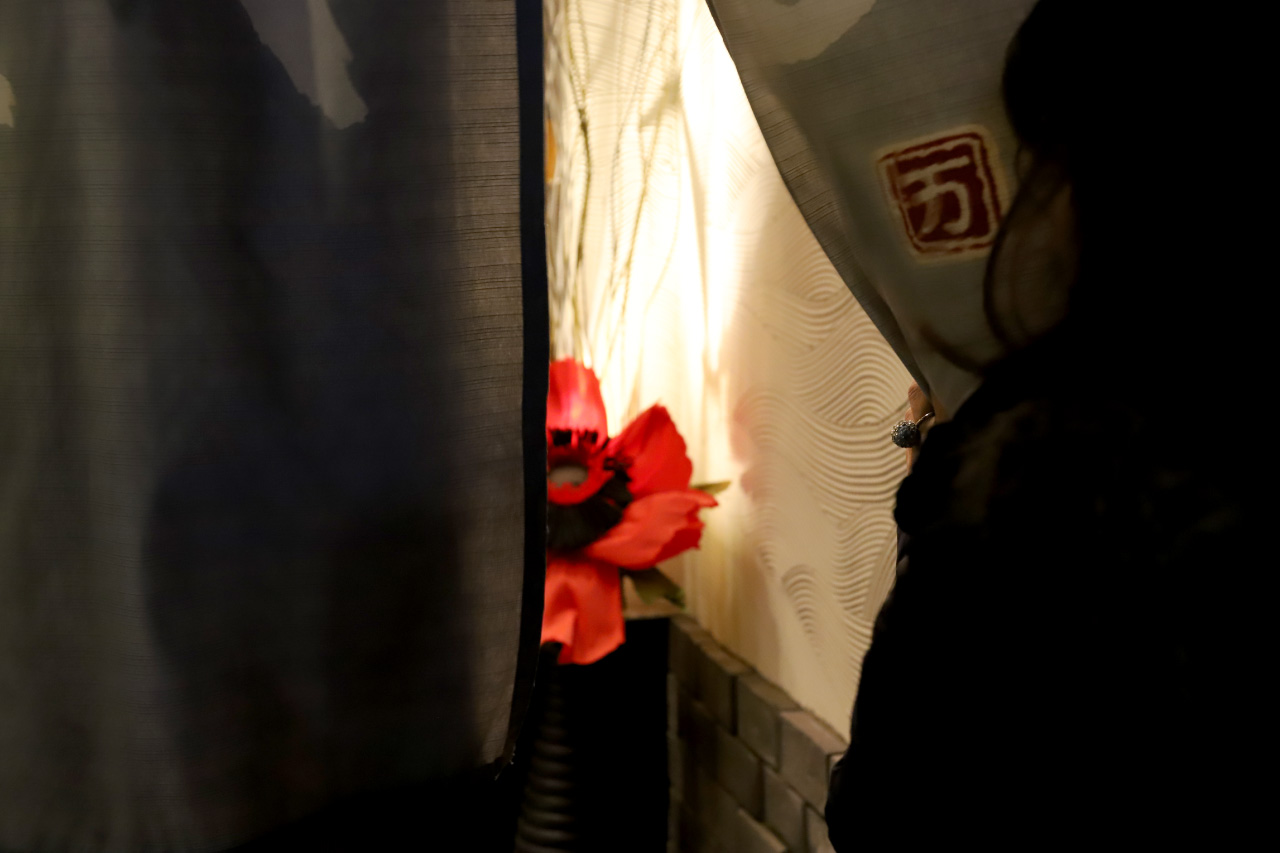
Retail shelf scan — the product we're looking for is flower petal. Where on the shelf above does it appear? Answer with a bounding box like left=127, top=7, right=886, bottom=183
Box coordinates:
left=541, top=552, right=626, bottom=665
left=609, top=405, right=693, bottom=499
left=583, top=490, right=717, bottom=569
left=548, top=359, right=608, bottom=439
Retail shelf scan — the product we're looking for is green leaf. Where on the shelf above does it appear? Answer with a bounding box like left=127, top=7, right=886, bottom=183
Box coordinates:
left=691, top=480, right=731, bottom=497
left=628, top=568, right=685, bottom=608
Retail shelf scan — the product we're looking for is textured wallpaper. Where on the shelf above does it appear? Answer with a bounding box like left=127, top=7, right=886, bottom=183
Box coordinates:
left=546, top=0, right=912, bottom=731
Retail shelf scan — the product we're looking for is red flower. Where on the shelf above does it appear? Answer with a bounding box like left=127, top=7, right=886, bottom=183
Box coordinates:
left=542, top=359, right=716, bottom=665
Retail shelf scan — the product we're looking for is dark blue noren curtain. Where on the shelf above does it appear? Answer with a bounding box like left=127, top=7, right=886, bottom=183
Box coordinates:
left=0, top=0, right=545, bottom=849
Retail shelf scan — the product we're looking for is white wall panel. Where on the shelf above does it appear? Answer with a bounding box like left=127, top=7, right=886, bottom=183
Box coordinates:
left=546, top=0, right=912, bottom=730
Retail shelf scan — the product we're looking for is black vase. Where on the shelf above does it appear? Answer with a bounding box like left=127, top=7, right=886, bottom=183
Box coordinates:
left=514, top=652, right=585, bottom=852
left=512, top=621, right=669, bottom=853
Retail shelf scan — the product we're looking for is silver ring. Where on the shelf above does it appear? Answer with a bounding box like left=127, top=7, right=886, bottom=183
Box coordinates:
left=890, top=412, right=934, bottom=448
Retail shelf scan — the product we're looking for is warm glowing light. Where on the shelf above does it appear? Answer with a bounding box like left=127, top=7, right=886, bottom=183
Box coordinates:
left=544, top=0, right=912, bottom=732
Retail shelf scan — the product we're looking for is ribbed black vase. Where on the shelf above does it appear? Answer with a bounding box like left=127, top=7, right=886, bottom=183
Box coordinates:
left=511, top=622, right=668, bottom=853
left=514, top=654, right=584, bottom=852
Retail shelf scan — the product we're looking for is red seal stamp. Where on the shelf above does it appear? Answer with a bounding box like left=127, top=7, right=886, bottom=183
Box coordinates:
left=877, top=126, right=1008, bottom=260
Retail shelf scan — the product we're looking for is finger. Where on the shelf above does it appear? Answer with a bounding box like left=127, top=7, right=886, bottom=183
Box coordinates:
left=902, top=405, right=916, bottom=471
left=907, top=383, right=930, bottom=421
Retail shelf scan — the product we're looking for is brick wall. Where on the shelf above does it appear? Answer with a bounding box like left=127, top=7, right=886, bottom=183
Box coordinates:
left=666, top=615, right=848, bottom=853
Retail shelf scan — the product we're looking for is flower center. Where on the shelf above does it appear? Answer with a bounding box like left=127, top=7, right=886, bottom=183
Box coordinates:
left=547, top=464, right=590, bottom=487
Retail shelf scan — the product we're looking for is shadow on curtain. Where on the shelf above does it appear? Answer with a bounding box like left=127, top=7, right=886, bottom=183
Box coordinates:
left=0, top=0, right=545, bottom=849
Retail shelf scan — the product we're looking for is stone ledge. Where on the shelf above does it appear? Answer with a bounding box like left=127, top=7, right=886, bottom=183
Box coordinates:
left=668, top=672, right=681, bottom=734
left=736, top=807, right=788, bottom=853
left=677, top=691, right=720, bottom=782
left=779, top=710, right=847, bottom=810
left=695, top=639, right=750, bottom=732
left=762, top=764, right=806, bottom=852
left=736, top=671, right=799, bottom=769
left=669, top=790, right=683, bottom=851
left=685, top=768, right=740, bottom=852
left=669, top=734, right=688, bottom=796
left=669, top=615, right=711, bottom=693
left=667, top=615, right=849, bottom=853
left=714, top=724, right=763, bottom=818
left=805, top=807, right=836, bottom=853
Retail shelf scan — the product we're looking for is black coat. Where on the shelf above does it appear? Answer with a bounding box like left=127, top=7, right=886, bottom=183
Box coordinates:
left=825, top=339, right=1264, bottom=847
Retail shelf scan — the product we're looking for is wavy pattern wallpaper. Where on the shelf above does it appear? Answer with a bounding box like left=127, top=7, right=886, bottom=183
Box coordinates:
left=545, top=0, right=912, bottom=730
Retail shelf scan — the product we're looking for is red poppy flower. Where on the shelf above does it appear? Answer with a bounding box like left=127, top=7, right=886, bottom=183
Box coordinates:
left=543, top=358, right=717, bottom=665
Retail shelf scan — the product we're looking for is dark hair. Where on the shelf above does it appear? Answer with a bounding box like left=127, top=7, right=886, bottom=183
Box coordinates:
left=973, top=1, right=1258, bottom=397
